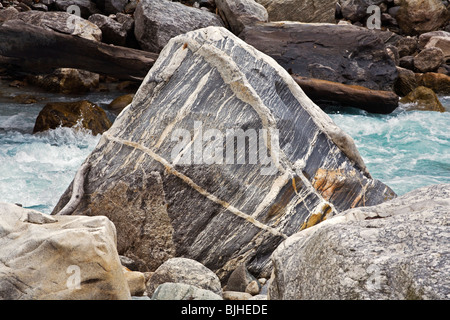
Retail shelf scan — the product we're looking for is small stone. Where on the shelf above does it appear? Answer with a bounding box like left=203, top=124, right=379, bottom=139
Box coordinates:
left=24, top=211, right=58, bottom=224
left=414, top=47, right=444, bottom=72
left=245, top=280, right=261, bottom=295
left=226, top=264, right=257, bottom=292
left=396, top=37, right=418, bottom=57
left=122, top=267, right=146, bottom=296
left=146, top=257, right=222, bottom=297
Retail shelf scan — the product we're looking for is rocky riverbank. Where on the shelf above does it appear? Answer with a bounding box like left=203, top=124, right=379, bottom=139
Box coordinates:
left=0, top=0, right=449, bottom=300
left=0, top=0, right=449, bottom=113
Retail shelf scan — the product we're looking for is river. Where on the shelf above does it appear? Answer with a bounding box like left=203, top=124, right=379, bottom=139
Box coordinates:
left=0, top=79, right=449, bottom=213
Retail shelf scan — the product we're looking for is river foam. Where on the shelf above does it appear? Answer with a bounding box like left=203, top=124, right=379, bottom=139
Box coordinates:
left=0, top=79, right=449, bottom=212
left=327, top=97, right=450, bottom=196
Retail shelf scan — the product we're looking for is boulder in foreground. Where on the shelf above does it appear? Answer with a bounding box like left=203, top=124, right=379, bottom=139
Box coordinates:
left=269, top=184, right=450, bottom=300
left=133, top=0, right=223, bottom=53
left=0, top=203, right=130, bottom=300
left=53, top=26, right=396, bottom=282
left=240, top=22, right=398, bottom=91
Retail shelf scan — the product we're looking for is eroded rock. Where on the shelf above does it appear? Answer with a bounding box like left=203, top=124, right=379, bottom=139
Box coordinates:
left=269, top=184, right=450, bottom=300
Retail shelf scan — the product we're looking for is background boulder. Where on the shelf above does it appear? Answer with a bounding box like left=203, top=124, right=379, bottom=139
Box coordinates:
left=240, top=22, right=398, bottom=91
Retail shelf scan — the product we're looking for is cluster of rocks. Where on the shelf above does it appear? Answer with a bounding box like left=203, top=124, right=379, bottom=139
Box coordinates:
left=0, top=0, right=449, bottom=115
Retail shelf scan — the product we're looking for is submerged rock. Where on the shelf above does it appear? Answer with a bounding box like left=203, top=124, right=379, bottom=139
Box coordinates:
left=256, top=0, right=337, bottom=23
left=27, top=68, right=100, bottom=94
left=53, top=26, right=395, bottom=281
left=0, top=203, right=130, bottom=300
left=415, top=72, right=450, bottom=95
left=399, top=86, right=445, bottom=112
left=33, top=100, right=112, bottom=135
left=269, top=184, right=450, bottom=300
left=107, top=93, right=134, bottom=115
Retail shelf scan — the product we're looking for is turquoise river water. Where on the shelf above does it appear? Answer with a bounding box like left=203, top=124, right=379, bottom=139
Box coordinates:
left=0, top=81, right=449, bottom=213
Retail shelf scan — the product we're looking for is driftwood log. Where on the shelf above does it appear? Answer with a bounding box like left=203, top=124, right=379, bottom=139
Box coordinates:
left=292, top=75, right=399, bottom=114
left=0, top=21, right=158, bottom=80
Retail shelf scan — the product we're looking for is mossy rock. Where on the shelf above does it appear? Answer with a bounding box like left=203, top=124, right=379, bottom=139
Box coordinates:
left=33, top=100, right=112, bottom=135
left=399, top=86, right=445, bottom=112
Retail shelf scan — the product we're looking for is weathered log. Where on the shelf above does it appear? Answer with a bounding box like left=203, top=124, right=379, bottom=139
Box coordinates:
left=292, top=75, right=399, bottom=114
left=0, top=21, right=158, bottom=80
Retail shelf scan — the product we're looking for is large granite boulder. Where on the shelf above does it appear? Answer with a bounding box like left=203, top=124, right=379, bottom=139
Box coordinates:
left=134, top=0, right=224, bottom=53
left=269, top=184, right=450, bottom=300
left=239, top=22, right=398, bottom=91
left=0, top=203, right=130, bottom=300
left=52, top=26, right=395, bottom=282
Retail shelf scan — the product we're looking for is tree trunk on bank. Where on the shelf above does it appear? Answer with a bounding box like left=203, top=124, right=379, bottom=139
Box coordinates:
left=0, top=21, right=158, bottom=80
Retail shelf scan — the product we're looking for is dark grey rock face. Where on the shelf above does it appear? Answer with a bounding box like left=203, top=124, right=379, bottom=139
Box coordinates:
left=53, top=26, right=395, bottom=282
left=240, top=22, right=398, bottom=91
